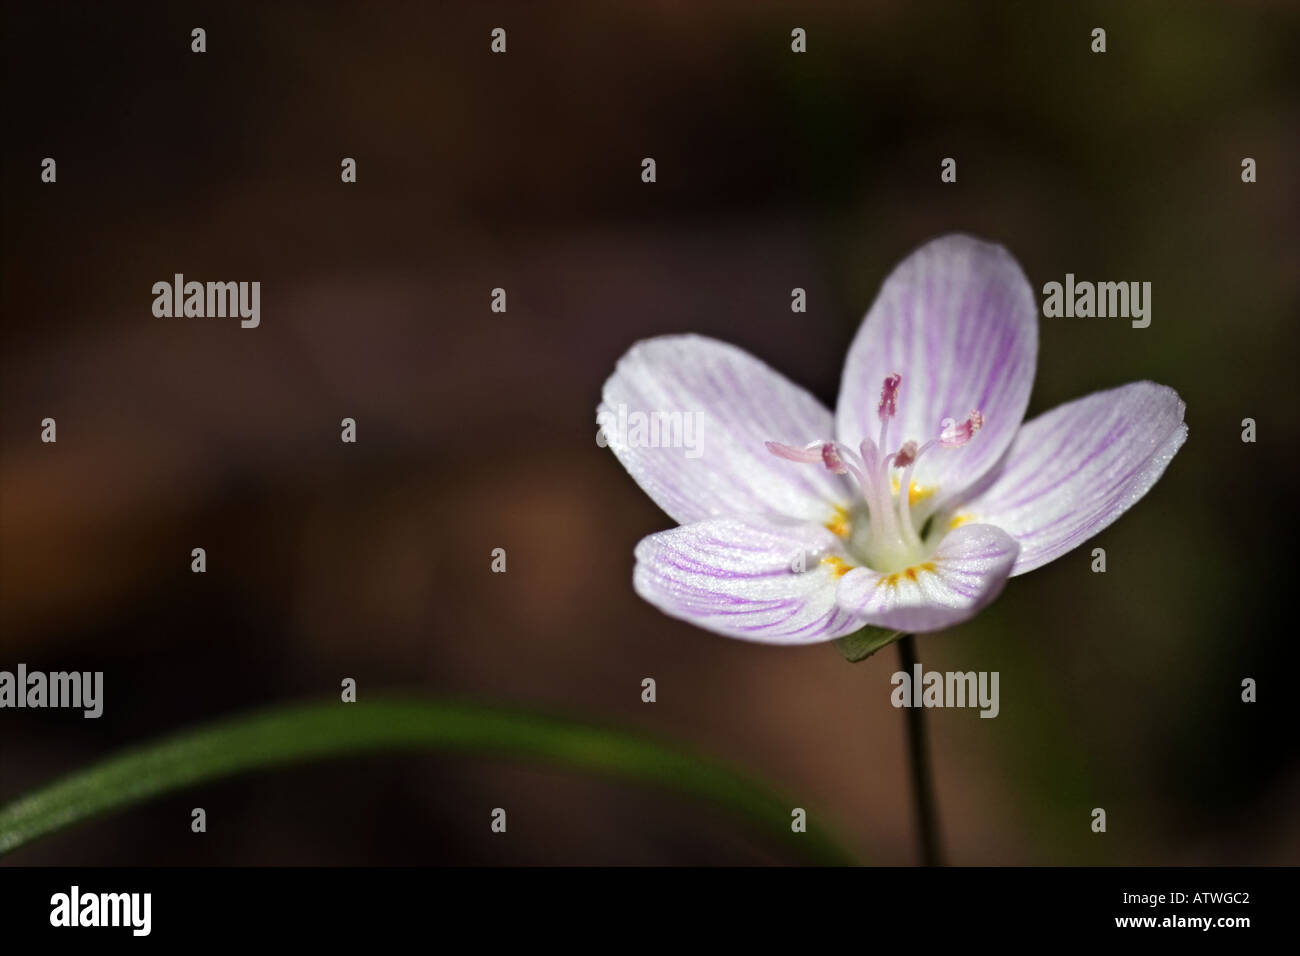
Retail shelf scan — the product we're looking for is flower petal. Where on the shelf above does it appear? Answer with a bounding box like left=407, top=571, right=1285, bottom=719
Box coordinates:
left=958, top=381, right=1187, bottom=576
left=633, top=516, right=867, bottom=644
left=600, top=335, right=853, bottom=525
left=835, top=523, right=1019, bottom=632
left=836, top=235, right=1038, bottom=504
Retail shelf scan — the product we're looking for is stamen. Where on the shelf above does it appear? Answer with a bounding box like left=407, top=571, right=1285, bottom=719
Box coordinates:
left=940, top=410, right=983, bottom=448
left=765, top=403, right=988, bottom=574
left=877, top=372, right=902, bottom=452
left=826, top=441, right=869, bottom=486
left=765, top=439, right=867, bottom=486
left=877, top=373, right=901, bottom=422
left=895, top=449, right=928, bottom=550
left=821, top=443, right=849, bottom=475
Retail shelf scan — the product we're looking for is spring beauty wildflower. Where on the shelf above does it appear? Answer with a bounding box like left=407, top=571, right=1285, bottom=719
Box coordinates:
left=599, top=235, right=1187, bottom=641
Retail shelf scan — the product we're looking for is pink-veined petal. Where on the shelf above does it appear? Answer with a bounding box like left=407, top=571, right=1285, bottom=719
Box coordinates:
left=633, top=516, right=867, bottom=644
left=836, top=235, right=1038, bottom=505
left=959, top=381, right=1187, bottom=576
left=600, top=335, right=852, bottom=525
left=835, top=523, right=1019, bottom=633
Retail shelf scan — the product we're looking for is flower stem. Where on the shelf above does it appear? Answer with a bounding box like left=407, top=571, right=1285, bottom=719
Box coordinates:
left=896, top=634, right=943, bottom=865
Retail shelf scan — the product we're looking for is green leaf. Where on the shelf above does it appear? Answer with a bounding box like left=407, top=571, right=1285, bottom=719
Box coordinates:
left=834, top=625, right=905, bottom=662
left=0, top=696, right=858, bottom=865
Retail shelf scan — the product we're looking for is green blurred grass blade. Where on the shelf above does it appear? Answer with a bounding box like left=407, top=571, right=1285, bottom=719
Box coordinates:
left=0, top=697, right=858, bottom=864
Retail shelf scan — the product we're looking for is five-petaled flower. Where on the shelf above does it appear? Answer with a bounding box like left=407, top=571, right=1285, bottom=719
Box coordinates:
left=598, top=235, right=1188, bottom=642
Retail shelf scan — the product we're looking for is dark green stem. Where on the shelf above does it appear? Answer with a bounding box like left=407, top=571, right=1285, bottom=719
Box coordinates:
left=896, top=634, right=943, bottom=865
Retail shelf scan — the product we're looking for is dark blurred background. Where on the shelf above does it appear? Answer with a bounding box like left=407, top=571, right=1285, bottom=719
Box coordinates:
left=2, top=0, right=1297, bottom=865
